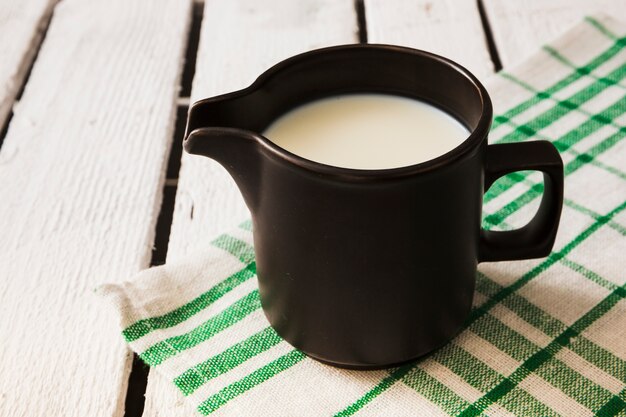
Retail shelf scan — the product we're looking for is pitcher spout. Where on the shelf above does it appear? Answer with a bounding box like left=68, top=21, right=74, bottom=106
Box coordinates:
left=184, top=127, right=262, bottom=212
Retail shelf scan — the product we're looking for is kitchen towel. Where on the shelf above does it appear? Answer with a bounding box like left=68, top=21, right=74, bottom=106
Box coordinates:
left=99, top=15, right=626, bottom=416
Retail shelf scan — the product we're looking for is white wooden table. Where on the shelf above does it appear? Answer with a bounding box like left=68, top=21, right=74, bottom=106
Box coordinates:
left=1, top=1, right=625, bottom=415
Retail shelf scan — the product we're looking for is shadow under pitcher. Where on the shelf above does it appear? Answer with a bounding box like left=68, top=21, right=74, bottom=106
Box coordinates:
left=183, top=45, right=564, bottom=369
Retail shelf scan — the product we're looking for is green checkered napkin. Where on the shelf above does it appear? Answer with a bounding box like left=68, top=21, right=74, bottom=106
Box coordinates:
left=100, top=15, right=626, bottom=416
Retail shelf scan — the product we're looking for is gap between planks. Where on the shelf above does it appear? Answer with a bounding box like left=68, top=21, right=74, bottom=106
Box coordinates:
left=0, top=0, right=58, bottom=150
left=122, top=2, right=206, bottom=417
left=477, top=0, right=503, bottom=71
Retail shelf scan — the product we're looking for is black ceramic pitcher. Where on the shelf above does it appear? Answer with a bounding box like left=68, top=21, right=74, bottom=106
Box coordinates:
left=184, top=45, right=564, bottom=369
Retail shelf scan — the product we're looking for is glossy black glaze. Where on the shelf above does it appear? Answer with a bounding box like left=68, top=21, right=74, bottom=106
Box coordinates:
left=184, top=45, right=564, bottom=369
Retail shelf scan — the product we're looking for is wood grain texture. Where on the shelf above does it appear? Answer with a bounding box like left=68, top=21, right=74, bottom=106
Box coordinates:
left=0, top=0, right=192, bottom=416
left=483, top=0, right=626, bottom=68
left=0, top=0, right=56, bottom=129
left=364, top=0, right=494, bottom=78
left=142, top=0, right=358, bottom=415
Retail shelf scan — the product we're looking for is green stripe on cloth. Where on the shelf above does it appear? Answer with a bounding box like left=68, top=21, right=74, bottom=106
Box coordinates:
left=500, top=69, right=626, bottom=131
left=533, top=357, right=613, bottom=411
left=569, top=336, right=626, bottom=384
left=498, top=292, right=564, bottom=338
left=564, top=198, right=622, bottom=224
left=596, top=388, right=626, bottom=417
left=477, top=271, right=626, bottom=383
left=197, top=349, right=306, bottom=415
left=433, top=294, right=614, bottom=411
left=585, top=16, right=620, bottom=40
left=239, top=219, right=253, bottom=231
left=175, top=326, right=282, bottom=395
left=334, top=366, right=414, bottom=417
left=401, top=367, right=471, bottom=415
left=543, top=45, right=626, bottom=91
left=212, top=234, right=255, bottom=264
left=433, top=343, right=503, bottom=392
left=486, top=100, right=626, bottom=207
left=490, top=386, right=561, bottom=417
left=492, top=62, right=626, bottom=146
left=474, top=200, right=626, bottom=331
left=563, top=127, right=626, bottom=177
left=469, top=314, right=537, bottom=362
left=571, top=150, right=626, bottom=180
left=484, top=74, right=626, bottom=211
left=567, top=148, right=626, bottom=181
left=457, top=284, right=626, bottom=416
left=485, top=123, right=626, bottom=227
left=492, top=19, right=625, bottom=130
left=561, top=257, right=620, bottom=290
left=477, top=272, right=626, bottom=381
left=487, top=174, right=625, bottom=235
left=430, top=344, right=560, bottom=416
left=497, top=65, right=626, bottom=143
left=140, top=289, right=262, bottom=366
left=122, top=263, right=256, bottom=342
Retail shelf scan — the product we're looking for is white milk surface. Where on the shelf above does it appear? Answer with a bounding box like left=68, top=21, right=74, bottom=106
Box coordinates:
left=263, top=94, right=470, bottom=169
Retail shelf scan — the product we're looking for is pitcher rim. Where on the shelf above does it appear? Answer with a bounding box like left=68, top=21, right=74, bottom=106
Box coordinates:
left=189, top=44, right=493, bottom=181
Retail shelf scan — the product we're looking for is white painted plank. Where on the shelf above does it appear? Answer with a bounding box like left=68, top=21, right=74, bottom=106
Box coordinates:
left=163, top=0, right=359, bottom=256
left=364, top=0, right=494, bottom=78
left=0, top=0, right=56, bottom=129
left=483, top=0, right=626, bottom=68
left=0, top=0, right=192, bottom=416
left=142, top=0, right=358, bottom=415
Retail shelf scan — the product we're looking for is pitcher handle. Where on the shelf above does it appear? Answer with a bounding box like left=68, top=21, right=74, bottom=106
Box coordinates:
left=478, top=141, right=564, bottom=262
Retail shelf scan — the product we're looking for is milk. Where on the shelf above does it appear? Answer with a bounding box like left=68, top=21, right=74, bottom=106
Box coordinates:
left=263, top=94, right=469, bottom=170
